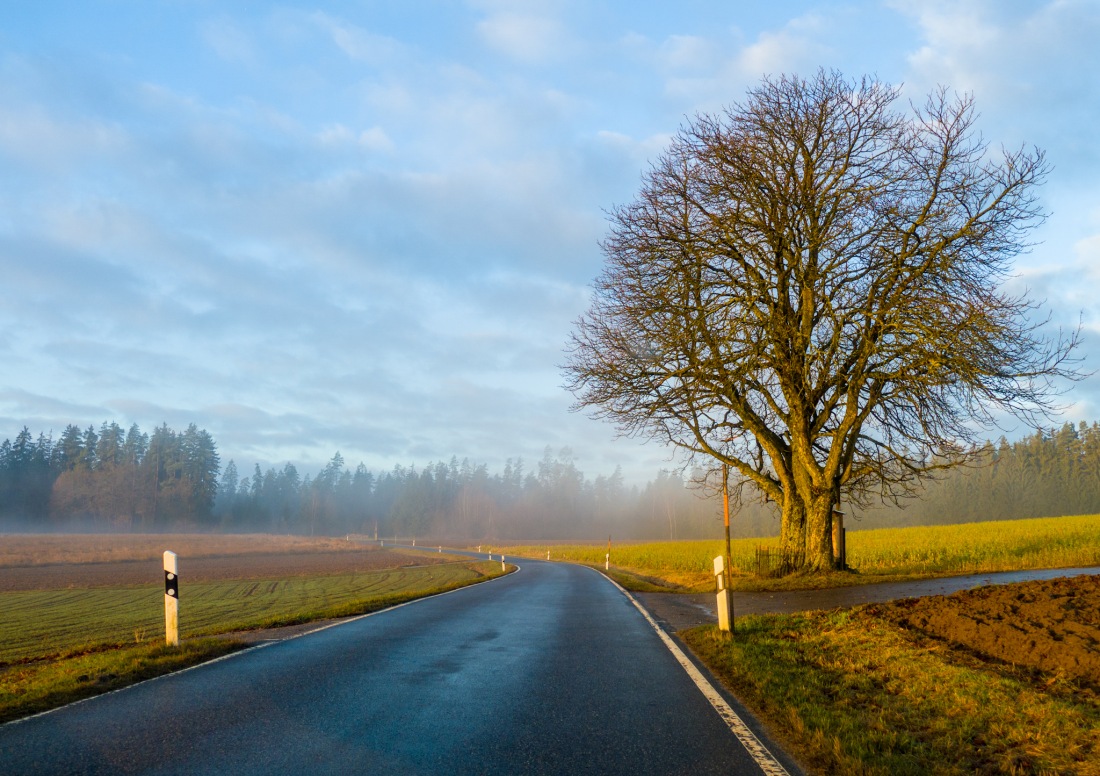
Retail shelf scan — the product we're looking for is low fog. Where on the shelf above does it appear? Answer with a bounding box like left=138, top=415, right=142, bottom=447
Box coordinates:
left=3, top=421, right=1100, bottom=541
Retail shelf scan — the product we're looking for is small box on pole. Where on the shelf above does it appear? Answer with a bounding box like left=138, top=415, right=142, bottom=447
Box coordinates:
left=832, top=509, right=847, bottom=569
left=164, top=550, right=179, bottom=646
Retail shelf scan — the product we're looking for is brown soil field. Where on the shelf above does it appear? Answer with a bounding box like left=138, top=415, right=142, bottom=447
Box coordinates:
left=0, top=533, right=379, bottom=567
left=0, top=550, right=452, bottom=592
left=0, top=534, right=453, bottom=591
left=869, top=574, right=1100, bottom=689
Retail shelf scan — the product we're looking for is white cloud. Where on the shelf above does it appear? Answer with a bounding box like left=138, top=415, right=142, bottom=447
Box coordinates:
left=595, top=129, right=673, bottom=164
left=199, top=16, right=258, bottom=66
left=316, top=123, right=355, bottom=146
left=0, top=103, right=129, bottom=171
left=475, top=11, right=572, bottom=64
left=892, top=0, right=1100, bottom=136
left=618, top=13, right=834, bottom=112
left=315, top=123, right=393, bottom=153
left=735, top=14, right=831, bottom=79
left=308, top=11, right=406, bottom=66
left=358, top=126, right=394, bottom=153
left=656, top=34, right=718, bottom=71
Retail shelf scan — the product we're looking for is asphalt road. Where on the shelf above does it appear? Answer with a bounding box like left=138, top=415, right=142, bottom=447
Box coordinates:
left=0, top=559, right=795, bottom=775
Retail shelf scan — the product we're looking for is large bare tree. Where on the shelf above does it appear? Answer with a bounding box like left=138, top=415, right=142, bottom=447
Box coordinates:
left=564, top=71, right=1080, bottom=571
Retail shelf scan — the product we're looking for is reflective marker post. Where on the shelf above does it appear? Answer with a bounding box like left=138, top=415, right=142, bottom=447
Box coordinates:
left=714, top=555, right=733, bottom=633
left=164, top=550, right=179, bottom=646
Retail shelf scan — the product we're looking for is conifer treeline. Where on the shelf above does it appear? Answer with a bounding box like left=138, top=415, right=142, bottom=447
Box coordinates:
left=0, top=424, right=729, bottom=538
left=4, top=421, right=1100, bottom=537
left=0, top=422, right=219, bottom=529
left=214, top=449, right=731, bottom=540
left=854, top=421, right=1100, bottom=527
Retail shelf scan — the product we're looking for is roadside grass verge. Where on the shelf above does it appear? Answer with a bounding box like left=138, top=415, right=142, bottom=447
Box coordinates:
left=0, top=639, right=249, bottom=725
left=681, top=611, right=1100, bottom=775
left=510, top=513, right=1100, bottom=591
left=0, top=560, right=508, bottom=723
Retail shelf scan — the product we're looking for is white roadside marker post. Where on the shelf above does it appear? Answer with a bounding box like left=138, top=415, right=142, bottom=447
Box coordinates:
left=501, top=555, right=506, bottom=571
left=164, top=550, right=179, bottom=646
left=714, top=555, right=732, bottom=632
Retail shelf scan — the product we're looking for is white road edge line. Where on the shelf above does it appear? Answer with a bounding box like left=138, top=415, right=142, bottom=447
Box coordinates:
left=597, top=569, right=792, bottom=776
left=4, top=559, right=519, bottom=728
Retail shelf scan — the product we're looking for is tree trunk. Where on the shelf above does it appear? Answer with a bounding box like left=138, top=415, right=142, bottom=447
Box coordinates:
left=803, top=490, right=835, bottom=572
left=779, top=493, right=806, bottom=566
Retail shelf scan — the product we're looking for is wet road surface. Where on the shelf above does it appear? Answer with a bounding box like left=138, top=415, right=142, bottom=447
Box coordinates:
left=0, top=560, right=796, bottom=775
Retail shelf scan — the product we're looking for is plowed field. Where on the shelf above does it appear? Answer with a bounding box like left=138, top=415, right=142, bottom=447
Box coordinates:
left=0, top=549, right=447, bottom=591
left=870, top=574, right=1100, bottom=688
left=0, top=534, right=448, bottom=591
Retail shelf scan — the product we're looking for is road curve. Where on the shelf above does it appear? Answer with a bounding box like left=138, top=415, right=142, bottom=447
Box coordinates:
left=1, top=559, right=796, bottom=775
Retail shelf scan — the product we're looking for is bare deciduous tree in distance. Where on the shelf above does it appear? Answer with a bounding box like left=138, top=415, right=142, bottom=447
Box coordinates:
left=564, top=70, right=1081, bottom=572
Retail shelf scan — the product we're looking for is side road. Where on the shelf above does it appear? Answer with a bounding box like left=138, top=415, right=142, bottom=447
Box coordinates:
left=637, top=566, right=1100, bottom=632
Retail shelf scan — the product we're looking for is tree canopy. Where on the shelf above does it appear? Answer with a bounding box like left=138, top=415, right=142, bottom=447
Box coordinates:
left=564, top=70, right=1080, bottom=571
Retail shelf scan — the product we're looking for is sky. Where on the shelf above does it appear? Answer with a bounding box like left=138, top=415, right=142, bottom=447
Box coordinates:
left=2, top=0, right=1099, bottom=484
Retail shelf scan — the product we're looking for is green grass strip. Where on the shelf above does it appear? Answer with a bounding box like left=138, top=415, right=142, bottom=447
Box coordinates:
left=0, top=639, right=249, bottom=724
left=0, top=562, right=499, bottom=664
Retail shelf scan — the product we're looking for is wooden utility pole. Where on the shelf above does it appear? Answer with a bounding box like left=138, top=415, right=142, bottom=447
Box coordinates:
left=721, top=464, right=734, bottom=631
left=722, top=465, right=732, bottom=590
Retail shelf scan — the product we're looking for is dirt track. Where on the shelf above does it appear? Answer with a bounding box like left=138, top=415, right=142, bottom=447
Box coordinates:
left=870, top=574, right=1100, bottom=688
left=0, top=549, right=450, bottom=592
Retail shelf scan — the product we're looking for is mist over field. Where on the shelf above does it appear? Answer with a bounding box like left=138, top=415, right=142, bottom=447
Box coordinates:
left=3, top=420, right=1100, bottom=542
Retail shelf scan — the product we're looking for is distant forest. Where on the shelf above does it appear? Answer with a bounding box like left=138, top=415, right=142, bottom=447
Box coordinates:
left=3, top=420, right=1100, bottom=539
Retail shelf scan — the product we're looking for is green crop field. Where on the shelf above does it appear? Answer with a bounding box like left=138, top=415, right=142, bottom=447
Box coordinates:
left=0, top=555, right=508, bottom=723
left=0, top=562, right=501, bottom=665
left=510, top=513, right=1100, bottom=590
left=843, top=514, right=1100, bottom=574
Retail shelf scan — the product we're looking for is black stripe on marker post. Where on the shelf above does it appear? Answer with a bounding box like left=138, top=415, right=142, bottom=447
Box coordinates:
left=165, top=570, right=178, bottom=598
